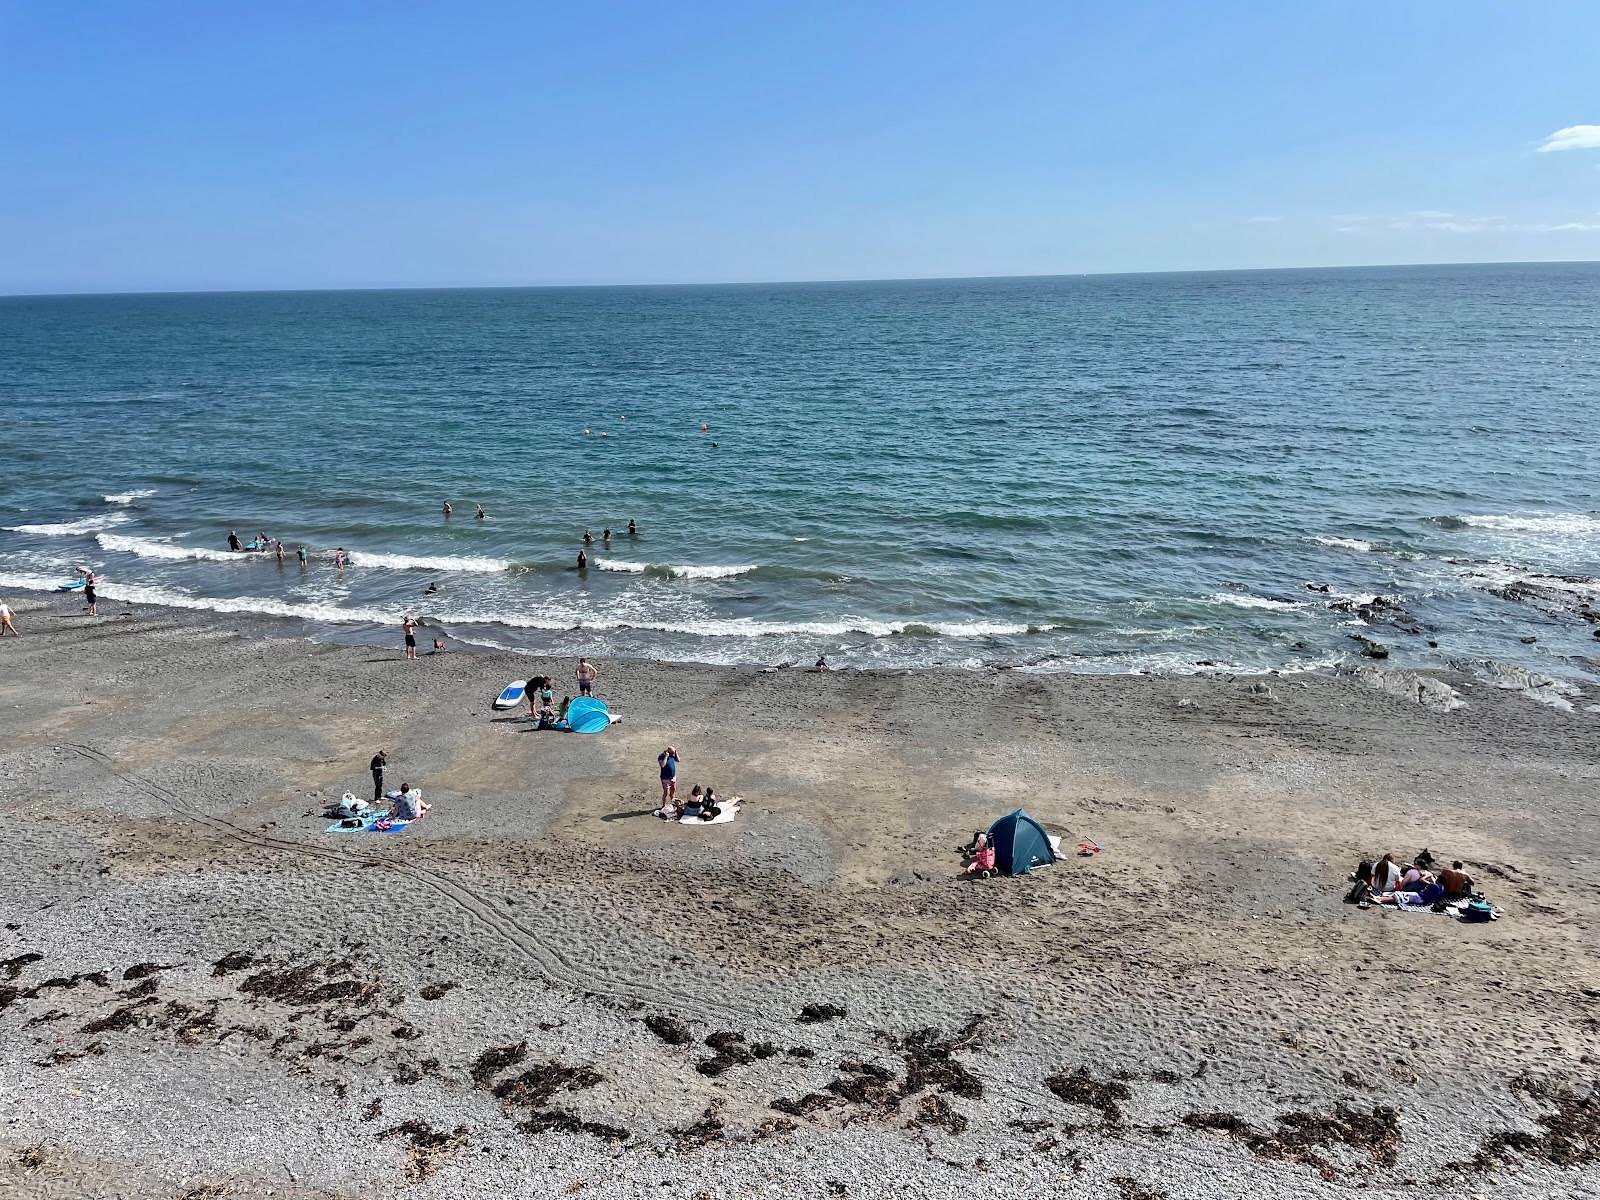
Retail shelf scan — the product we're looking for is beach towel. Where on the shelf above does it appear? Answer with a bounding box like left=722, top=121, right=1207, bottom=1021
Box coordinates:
left=328, top=811, right=388, bottom=833
left=678, top=798, right=742, bottom=826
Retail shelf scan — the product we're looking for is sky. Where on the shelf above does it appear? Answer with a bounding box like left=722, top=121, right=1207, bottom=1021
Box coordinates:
left=1, top=0, right=1598, bottom=293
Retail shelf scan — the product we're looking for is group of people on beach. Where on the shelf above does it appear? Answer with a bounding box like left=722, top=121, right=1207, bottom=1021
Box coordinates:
left=652, top=746, right=727, bottom=821
left=521, top=660, right=599, bottom=726
left=1346, top=850, right=1478, bottom=910
left=575, top=520, right=637, bottom=570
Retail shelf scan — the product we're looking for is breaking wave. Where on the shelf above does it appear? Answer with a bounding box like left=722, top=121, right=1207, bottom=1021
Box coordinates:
left=347, top=549, right=510, bottom=572
left=7, top=513, right=130, bottom=536
left=1209, top=592, right=1307, bottom=611
left=103, top=489, right=158, bottom=505
left=594, top=559, right=757, bottom=580
left=1442, top=513, right=1600, bottom=535
left=96, top=534, right=242, bottom=561
left=1311, top=535, right=1375, bottom=552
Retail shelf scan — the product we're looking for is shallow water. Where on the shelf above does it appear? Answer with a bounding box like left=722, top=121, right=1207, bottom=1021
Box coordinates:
left=4, top=264, right=1599, bottom=677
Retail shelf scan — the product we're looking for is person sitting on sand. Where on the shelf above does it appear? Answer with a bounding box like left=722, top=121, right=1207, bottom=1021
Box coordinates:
left=1399, top=860, right=1435, bottom=893
left=680, top=785, right=705, bottom=819
left=698, top=787, right=722, bottom=821
left=1438, top=861, right=1474, bottom=900
left=811, top=654, right=830, bottom=672
left=557, top=695, right=572, bottom=723
left=964, top=833, right=996, bottom=875
left=1373, top=853, right=1402, bottom=893
left=391, top=783, right=429, bottom=820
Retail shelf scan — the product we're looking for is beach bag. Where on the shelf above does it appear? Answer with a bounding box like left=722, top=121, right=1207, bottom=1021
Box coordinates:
left=1343, top=880, right=1373, bottom=905
left=1459, top=899, right=1497, bottom=923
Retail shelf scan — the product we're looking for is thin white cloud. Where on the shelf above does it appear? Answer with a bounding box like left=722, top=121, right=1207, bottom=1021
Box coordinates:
left=1537, top=124, right=1600, bottom=152
left=1333, top=211, right=1600, bottom=235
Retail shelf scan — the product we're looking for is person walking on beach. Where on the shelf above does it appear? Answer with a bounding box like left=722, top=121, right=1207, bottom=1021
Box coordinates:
left=402, top=615, right=418, bottom=659
left=370, top=750, right=388, bottom=803
left=0, top=599, right=17, bottom=636
left=658, top=746, right=679, bottom=807
left=83, top=572, right=99, bottom=616
left=576, top=658, right=597, bottom=696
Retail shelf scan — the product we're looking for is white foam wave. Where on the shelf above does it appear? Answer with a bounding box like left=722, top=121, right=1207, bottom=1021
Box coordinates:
left=97, top=533, right=242, bottom=561
left=347, top=550, right=510, bottom=573
left=7, top=513, right=130, bottom=536
left=1312, top=535, right=1375, bottom=552
left=103, top=489, right=157, bottom=505
left=1457, top=513, right=1600, bottom=535
left=1209, top=592, right=1307, bottom=611
left=594, top=559, right=757, bottom=580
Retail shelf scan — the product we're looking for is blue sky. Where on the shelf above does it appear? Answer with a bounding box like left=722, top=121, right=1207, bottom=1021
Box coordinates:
left=2, top=0, right=1597, bottom=292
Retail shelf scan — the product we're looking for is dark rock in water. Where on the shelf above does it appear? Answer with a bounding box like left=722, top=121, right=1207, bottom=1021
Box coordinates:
left=1521, top=636, right=1538, bottom=644
left=1304, top=582, right=1331, bottom=593
left=1349, top=635, right=1389, bottom=659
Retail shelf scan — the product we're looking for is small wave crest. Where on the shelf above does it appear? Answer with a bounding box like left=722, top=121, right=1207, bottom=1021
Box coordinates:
left=97, top=533, right=241, bottom=561
left=7, top=513, right=131, bottom=536
left=594, top=559, right=757, bottom=580
left=1312, top=535, right=1376, bottom=552
left=103, top=489, right=157, bottom=505
left=1209, top=592, right=1307, bottom=611
left=347, top=550, right=510, bottom=573
left=1442, top=513, right=1600, bottom=535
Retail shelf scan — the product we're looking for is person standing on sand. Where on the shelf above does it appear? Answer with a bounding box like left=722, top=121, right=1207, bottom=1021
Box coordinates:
left=0, top=599, right=17, bottom=636
left=370, top=750, right=388, bottom=803
left=576, top=658, right=597, bottom=696
left=658, top=746, right=679, bottom=807
left=402, top=615, right=418, bottom=659
left=83, top=572, right=99, bottom=616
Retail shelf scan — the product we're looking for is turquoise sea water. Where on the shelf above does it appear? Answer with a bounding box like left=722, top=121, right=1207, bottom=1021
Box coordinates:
left=4, top=264, right=1600, bottom=678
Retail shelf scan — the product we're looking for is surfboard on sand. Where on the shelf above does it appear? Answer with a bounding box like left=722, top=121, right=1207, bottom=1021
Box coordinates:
left=493, top=680, right=528, bottom=710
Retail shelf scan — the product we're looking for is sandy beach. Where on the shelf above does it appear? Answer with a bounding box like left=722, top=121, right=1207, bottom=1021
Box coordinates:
left=2, top=590, right=1598, bottom=1199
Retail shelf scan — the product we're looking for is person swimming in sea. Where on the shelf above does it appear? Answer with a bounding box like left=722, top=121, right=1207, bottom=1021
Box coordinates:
left=425, top=581, right=438, bottom=595
left=475, top=503, right=486, bottom=519
left=442, top=500, right=452, bottom=516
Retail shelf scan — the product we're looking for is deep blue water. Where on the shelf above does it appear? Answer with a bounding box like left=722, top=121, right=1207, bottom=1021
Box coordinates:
left=4, top=264, right=1600, bottom=678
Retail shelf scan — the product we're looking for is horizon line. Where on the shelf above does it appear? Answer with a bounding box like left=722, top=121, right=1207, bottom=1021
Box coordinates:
left=2, top=257, right=1597, bottom=301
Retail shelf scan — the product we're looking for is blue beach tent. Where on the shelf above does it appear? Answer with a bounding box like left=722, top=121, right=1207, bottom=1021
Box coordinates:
left=561, top=696, right=613, bottom=735
left=985, top=809, right=1057, bottom=876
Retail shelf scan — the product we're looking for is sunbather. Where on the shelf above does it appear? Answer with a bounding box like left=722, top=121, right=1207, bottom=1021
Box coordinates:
left=391, top=783, right=429, bottom=821
left=1438, top=861, right=1475, bottom=900
left=1399, top=862, right=1435, bottom=893
left=699, top=787, right=722, bottom=821
left=1373, top=853, right=1402, bottom=892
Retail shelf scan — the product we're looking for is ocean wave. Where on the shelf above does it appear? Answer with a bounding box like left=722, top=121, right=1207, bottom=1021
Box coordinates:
left=103, top=489, right=157, bottom=505
left=7, top=513, right=131, bottom=536
left=97, top=533, right=243, bottom=561
left=1443, top=513, right=1600, bottom=535
left=593, top=559, right=757, bottom=580
left=1312, top=535, right=1375, bottom=552
left=347, top=549, right=510, bottom=573
left=0, top=571, right=1039, bottom=640
left=1209, top=592, right=1307, bottom=611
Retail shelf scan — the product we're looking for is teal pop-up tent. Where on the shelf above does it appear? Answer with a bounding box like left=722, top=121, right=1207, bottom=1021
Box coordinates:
left=985, top=809, right=1056, bottom=875
left=561, top=696, right=613, bottom=734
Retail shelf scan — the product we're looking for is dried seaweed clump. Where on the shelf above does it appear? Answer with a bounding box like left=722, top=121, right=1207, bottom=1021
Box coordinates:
left=1046, top=1068, right=1131, bottom=1126
left=1462, top=1075, right=1600, bottom=1173
left=1182, top=1106, right=1401, bottom=1181
left=380, top=1120, right=470, bottom=1183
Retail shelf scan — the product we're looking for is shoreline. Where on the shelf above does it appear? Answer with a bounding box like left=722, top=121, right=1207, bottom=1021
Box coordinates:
left=2, top=602, right=1598, bottom=1197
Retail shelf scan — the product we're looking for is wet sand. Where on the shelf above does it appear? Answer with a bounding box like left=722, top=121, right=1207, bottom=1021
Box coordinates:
left=2, top=590, right=1598, bottom=1199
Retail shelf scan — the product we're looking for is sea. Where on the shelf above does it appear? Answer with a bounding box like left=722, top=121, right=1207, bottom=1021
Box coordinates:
left=4, top=263, right=1600, bottom=683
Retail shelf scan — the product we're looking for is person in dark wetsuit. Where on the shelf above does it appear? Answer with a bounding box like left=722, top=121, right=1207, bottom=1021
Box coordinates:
left=227, top=530, right=242, bottom=552
left=370, top=750, right=388, bottom=803
left=577, top=549, right=588, bottom=570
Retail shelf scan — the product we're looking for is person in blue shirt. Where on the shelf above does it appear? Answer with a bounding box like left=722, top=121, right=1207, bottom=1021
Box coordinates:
left=657, top=746, right=679, bottom=807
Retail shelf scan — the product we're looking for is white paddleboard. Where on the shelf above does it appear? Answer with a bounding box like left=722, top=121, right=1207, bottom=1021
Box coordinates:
left=493, top=680, right=528, bottom=710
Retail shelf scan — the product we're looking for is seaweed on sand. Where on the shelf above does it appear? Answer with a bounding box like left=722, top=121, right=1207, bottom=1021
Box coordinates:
left=380, top=1120, right=470, bottom=1183
left=1182, top=1106, right=1401, bottom=1181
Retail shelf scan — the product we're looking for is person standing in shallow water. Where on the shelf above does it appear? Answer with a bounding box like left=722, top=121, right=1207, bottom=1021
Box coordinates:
left=442, top=501, right=452, bottom=517
left=227, top=530, right=242, bottom=552
left=297, top=544, right=307, bottom=567
left=577, top=549, right=588, bottom=570
left=627, top=519, right=637, bottom=536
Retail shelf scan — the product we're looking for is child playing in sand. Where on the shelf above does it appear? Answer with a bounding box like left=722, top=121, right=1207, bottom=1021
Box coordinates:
left=964, top=833, right=996, bottom=876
